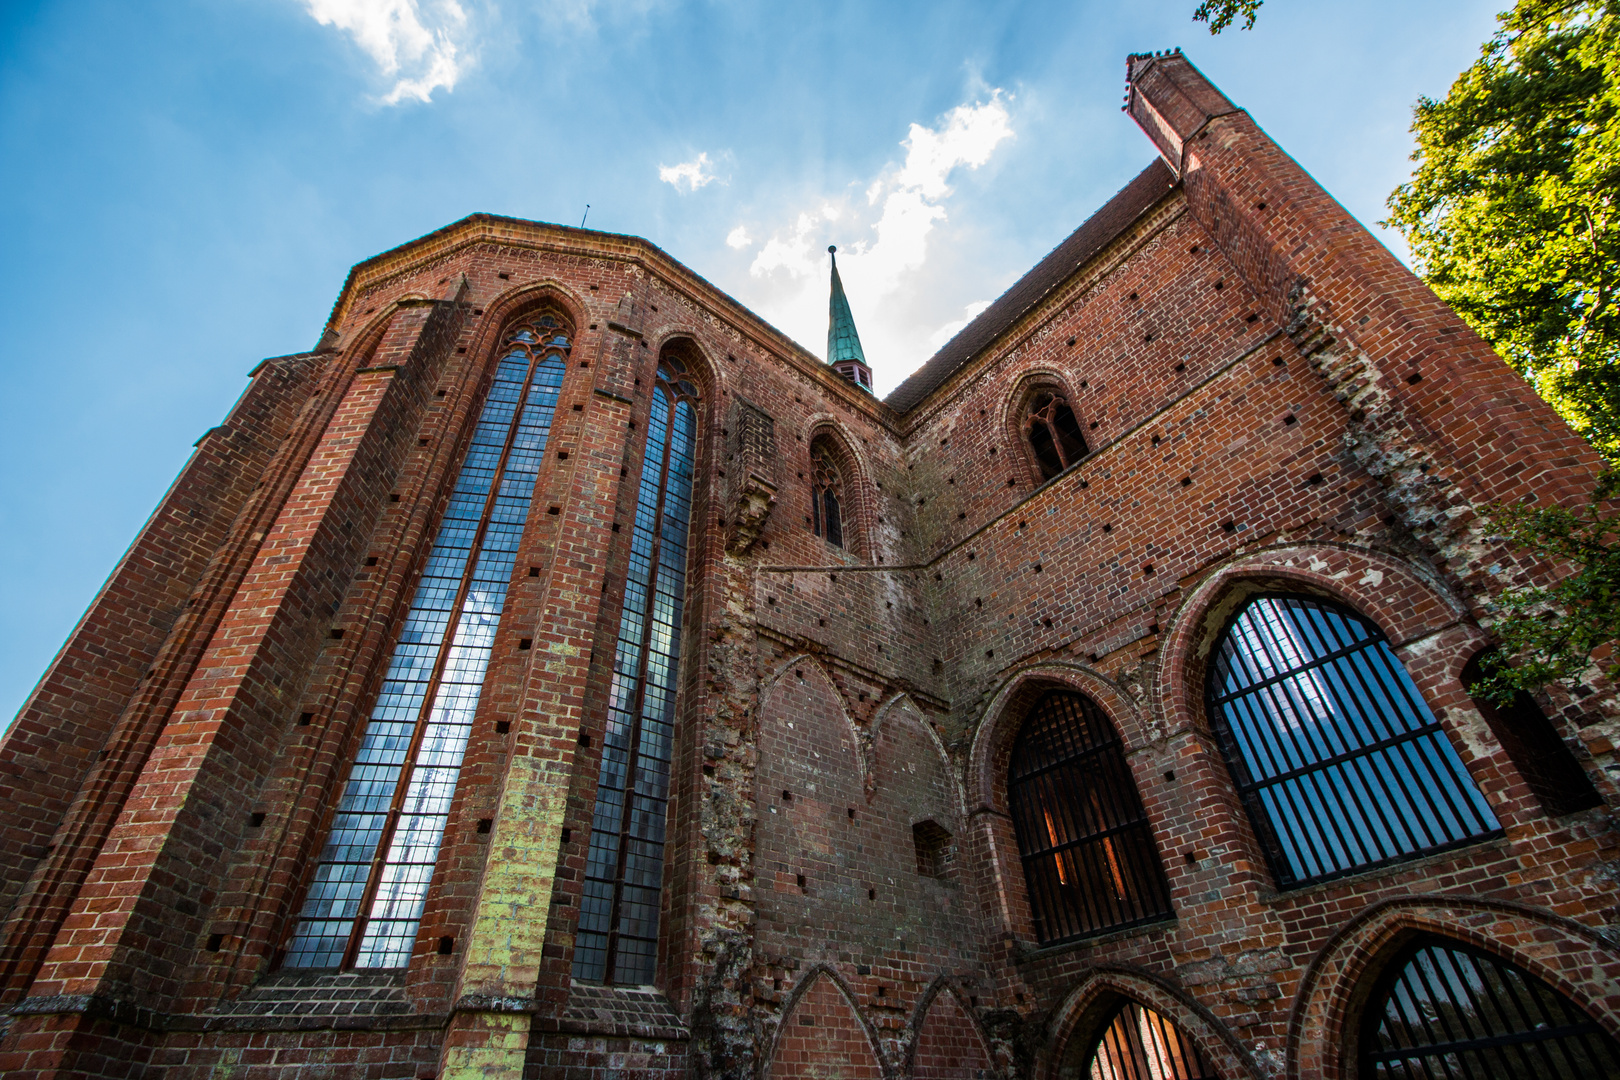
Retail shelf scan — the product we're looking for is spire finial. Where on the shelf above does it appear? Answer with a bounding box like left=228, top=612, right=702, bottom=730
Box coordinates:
left=826, top=244, right=872, bottom=392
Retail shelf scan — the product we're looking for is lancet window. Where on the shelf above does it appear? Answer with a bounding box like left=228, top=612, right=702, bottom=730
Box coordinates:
left=573, top=353, right=701, bottom=985
left=284, top=315, right=570, bottom=969
left=1007, top=690, right=1173, bottom=945
left=809, top=442, right=845, bottom=548
left=1024, top=390, right=1088, bottom=481
left=1207, top=594, right=1500, bottom=889
left=1360, top=936, right=1620, bottom=1077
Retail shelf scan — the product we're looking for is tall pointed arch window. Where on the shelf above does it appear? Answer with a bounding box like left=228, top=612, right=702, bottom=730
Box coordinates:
left=1360, top=935, right=1620, bottom=1077
left=1007, top=691, right=1172, bottom=945
left=285, top=315, right=570, bottom=969
left=1024, top=390, right=1088, bottom=481
left=574, top=352, right=701, bottom=985
left=809, top=442, right=845, bottom=549
left=1207, top=595, right=1501, bottom=889
left=1087, top=1001, right=1221, bottom=1080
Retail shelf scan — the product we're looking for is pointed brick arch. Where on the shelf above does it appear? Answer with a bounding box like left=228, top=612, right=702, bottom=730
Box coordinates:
left=909, top=981, right=996, bottom=1079
left=1287, top=896, right=1620, bottom=1080
left=757, top=655, right=867, bottom=906
left=1040, top=966, right=1260, bottom=1080
left=770, top=967, right=886, bottom=1080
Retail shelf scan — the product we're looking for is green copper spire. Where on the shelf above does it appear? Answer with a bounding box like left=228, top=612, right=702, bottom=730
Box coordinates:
left=826, top=246, right=873, bottom=391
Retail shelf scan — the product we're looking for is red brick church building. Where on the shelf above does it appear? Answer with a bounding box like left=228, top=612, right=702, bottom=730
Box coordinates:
left=3, top=52, right=1618, bottom=1080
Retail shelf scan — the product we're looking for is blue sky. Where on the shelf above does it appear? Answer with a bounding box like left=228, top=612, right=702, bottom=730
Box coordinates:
left=0, top=0, right=1504, bottom=726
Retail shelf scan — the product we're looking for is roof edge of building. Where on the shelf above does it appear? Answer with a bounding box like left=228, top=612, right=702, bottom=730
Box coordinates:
left=882, top=159, right=1178, bottom=415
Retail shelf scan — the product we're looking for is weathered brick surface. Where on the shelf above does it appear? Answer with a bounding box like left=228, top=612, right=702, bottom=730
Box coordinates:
left=3, top=48, right=1618, bottom=1080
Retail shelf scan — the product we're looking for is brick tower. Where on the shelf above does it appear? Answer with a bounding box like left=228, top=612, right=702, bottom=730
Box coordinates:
left=2, top=51, right=1618, bottom=1080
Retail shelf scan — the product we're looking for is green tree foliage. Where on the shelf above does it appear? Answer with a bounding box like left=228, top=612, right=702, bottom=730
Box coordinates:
left=1194, top=0, right=1263, bottom=33
left=1386, top=1, right=1620, bottom=457
left=1472, top=471, right=1620, bottom=703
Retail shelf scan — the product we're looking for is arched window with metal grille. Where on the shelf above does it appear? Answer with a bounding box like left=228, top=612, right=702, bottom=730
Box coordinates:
left=1023, top=390, right=1088, bottom=481
left=1207, top=594, right=1501, bottom=889
left=809, top=441, right=845, bottom=548
left=573, top=350, right=702, bottom=986
left=1007, top=691, right=1172, bottom=945
left=1360, top=935, right=1620, bottom=1078
left=284, top=314, right=570, bottom=969
left=1087, top=1001, right=1221, bottom=1080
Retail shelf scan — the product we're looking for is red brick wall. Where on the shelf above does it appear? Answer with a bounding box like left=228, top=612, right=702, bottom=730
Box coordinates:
left=769, top=970, right=883, bottom=1080
left=3, top=49, right=1619, bottom=1080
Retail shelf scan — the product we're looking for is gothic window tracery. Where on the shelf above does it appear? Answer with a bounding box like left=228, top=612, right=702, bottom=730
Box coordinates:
left=1207, top=594, right=1501, bottom=889
left=573, top=350, right=701, bottom=986
left=810, top=442, right=845, bottom=549
left=1024, top=390, right=1088, bottom=481
left=284, top=313, right=571, bottom=969
left=1007, top=690, right=1172, bottom=945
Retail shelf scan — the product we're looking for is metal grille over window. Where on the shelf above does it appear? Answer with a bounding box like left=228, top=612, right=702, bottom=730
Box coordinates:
left=1025, top=391, right=1088, bottom=481
left=809, top=443, right=844, bottom=548
left=1088, top=1001, right=1220, bottom=1080
left=574, top=355, right=700, bottom=985
left=1208, top=595, right=1500, bottom=889
left=1007, top=691, right=1173, bottom=945
left=284, top=317, right=568, bottom=969
left=1361, top=936, right=1620, bottom=1078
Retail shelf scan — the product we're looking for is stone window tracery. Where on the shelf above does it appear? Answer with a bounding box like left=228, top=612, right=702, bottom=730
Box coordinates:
left=810, top=442, right=845, bottom=549
left=1207, top=594, right=1501, bottom=889
left=573, top=350, right=701, bottom=986
left=284, top=313, right=571, bottom=970
left=1023, top=390, right=1088, bottom=481
left=1359, top=935, right=1620, bottom=1077
left=1007, top=690, right=1172, bottom=945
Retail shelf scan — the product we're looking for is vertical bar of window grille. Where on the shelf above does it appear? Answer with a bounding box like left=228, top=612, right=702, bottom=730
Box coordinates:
left=575, top=384, right=697, bottom=985
left=1009, top=693, right=1171, bottom=944
left=284, top=346, right=564, bottom=969
left=1212, top=597, right=1499, bottom=887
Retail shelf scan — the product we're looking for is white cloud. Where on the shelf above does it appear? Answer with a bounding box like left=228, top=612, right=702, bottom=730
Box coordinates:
left=928, top=299, right=993, bottom=351
left=740, top=92, right=1015, bottom=391
left=659, top=152, right=718, bottom=193
left=302, top=0, right=470, bottom=105
left=726, top=225, right=753, bottom=249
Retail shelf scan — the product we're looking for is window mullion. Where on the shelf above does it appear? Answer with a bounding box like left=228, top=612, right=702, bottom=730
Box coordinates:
left=339, top=348, right=547, bottom=969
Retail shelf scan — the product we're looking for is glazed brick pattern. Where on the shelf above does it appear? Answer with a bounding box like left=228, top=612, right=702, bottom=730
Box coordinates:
left=2, top=48, right=1618, bottom=1080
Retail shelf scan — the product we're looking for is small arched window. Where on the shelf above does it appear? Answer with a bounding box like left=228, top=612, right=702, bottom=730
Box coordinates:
left=1207, top=595, right=1500, bottom=888
left=1024, top=391, right=1088, bottom=481
left=810, top=443, right=845, bottom=548
left=1007, top=691, right=1172, bottom=945
left=1088, top=1001, right=1220, bottom=1080
left=1360, top=936, right=1620, bottom=1078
